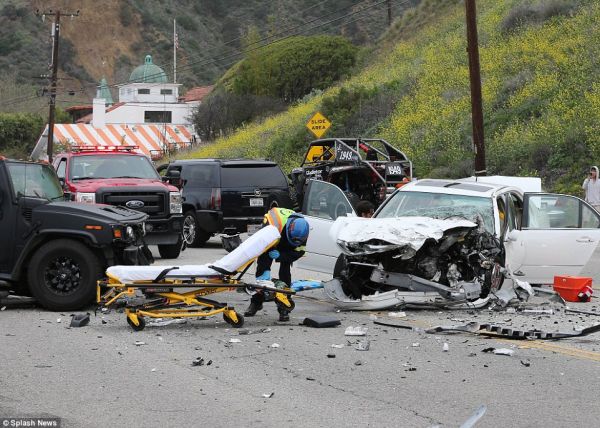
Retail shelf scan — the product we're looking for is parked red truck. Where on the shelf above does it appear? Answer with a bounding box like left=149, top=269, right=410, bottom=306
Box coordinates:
left=52, top=146, right=184, bottom=258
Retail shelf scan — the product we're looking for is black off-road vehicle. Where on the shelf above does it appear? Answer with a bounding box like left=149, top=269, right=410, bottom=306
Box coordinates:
left=160, top=159, right=294, bottom=247
left=0, top=158, right=150, bottom=311
left=290, top=138, right=413, bottom=210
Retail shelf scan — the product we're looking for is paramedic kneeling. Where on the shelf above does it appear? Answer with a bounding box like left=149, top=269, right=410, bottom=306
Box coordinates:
left=245, top=208, right=309, bottom=321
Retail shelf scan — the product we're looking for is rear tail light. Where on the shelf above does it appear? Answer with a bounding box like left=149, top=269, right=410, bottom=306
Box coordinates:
left=210, top=188, right=221, bottom=210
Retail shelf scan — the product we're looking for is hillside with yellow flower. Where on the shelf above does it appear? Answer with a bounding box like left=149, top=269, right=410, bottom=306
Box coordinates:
left=187, top=0, right=598, bottom=194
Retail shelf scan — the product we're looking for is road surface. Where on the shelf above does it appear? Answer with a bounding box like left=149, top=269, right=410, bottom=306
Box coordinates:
left=1, top=239, right=600, bottom=427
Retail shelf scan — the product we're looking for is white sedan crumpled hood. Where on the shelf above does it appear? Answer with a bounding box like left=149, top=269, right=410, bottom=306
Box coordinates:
left=330, top=216, right=477, bottom=255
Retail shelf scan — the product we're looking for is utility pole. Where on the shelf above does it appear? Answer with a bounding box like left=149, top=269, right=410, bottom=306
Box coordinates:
left=387, top=0, right=392, bottom=27
left=465, top=0, right=486, bottom=176
left=36, top=9, right=79, bottom=163
left=173, top=19, right=178, bottom=84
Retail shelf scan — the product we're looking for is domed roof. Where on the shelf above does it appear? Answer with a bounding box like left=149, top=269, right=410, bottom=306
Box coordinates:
left=129, top=55, right=167, bottom=83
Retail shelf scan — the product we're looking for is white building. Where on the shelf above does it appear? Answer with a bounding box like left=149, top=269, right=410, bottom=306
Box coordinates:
left=33, top=55, right=213, bottom=160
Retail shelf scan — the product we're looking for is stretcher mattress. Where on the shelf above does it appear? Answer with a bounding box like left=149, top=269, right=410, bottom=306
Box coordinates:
left=106, top=226, right=280, bottom=283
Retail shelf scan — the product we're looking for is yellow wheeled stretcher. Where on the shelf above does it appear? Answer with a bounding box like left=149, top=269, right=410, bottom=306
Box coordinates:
left=97, top=225, right=295, bottom=331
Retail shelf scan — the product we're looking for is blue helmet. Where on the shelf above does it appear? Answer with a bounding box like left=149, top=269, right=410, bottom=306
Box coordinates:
left=286, top=215, right=309, bottom=247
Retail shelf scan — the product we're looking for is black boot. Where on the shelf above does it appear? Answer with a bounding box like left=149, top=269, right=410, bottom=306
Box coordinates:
left=278, top=308, right=290, bottom=322
left=244, top=293, right=264, bottom=317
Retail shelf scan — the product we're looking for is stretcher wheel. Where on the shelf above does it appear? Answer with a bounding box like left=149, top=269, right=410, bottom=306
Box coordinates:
left=127, top=315, right=146, bottom=331
left=223, top=311, right=244, bottom=328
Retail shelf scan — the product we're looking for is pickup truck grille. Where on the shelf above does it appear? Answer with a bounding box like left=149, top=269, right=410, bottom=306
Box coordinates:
left=99, top=191, right=167, bottom=217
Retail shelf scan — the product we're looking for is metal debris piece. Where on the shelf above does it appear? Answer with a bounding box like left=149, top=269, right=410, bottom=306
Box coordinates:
left=1, top=306, right=6, bottom=311
left=327, top=353, right=336, bottom=358
left=478, top=323, right=600, bottom=340
left=270, top=343, right=280, bottom=348
left=373, top=320, right=413, bottom=330
left=228, top=338, right=241, bottom=343
left=355, top=340, right=370, bottom=351
left=459, top=405, right=487, bottom=428
left=345, top=326, right=368, bottom=336
left=426, top=322, right=481, bottom=334
left=426, top=322, right=600, bottom=341
left=134, top=341, right=146, bottom=346
left=331, top=344, right=344, bottom=349
left=412, top=343, right=420, bottom=347
left=192, top=357, right=205, bottom=366
left=262, top=392, right=274, bottom=398
left=354, top=360, right=363, bottom=366
left=520, top=360, right=531, bottom=367
left=442, top=343, right=449, bottom=352
left=492, top=348, right=514, bottom=356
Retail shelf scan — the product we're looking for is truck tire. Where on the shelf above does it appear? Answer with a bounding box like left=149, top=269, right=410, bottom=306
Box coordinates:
left=182, top=210, right=210, bottom=248
left=28, top=239, right=102, bottom=311
left=158, top=239, right=183, bottom=259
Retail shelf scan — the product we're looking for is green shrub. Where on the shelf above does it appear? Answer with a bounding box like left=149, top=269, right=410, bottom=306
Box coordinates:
left=221, top=35, right=358, bottom=101
left=0, top=113, right=45, bottom=158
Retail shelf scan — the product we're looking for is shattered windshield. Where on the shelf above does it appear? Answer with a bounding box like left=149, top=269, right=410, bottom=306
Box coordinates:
left=70, top=154, right=159, bottom=180
left=376, top=191, right=495, bottom=233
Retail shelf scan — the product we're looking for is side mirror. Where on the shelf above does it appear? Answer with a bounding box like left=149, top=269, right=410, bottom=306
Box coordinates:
left=167, top=170, right=182, bottom=187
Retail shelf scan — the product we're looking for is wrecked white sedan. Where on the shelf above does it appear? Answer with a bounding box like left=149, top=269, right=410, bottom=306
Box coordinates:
left=297, top=179, right=600, bottom=309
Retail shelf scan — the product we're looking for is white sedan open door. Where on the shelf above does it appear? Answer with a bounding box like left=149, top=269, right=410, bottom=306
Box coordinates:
left=508, top=193, right=600, bottom=284
left=297, top=180, right=356, bottom=274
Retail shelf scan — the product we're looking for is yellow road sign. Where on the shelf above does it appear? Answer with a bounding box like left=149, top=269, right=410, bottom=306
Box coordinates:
left=306, top=112, right=331, bottom=139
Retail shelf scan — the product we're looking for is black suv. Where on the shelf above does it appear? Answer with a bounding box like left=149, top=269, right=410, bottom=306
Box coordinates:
left=161, top=159, right=294, bottom=247
left=0, top=158, right=150, bottom=311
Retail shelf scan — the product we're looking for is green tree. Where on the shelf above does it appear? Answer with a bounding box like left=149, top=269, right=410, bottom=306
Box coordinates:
left=222, top=35, right=358, bottom=102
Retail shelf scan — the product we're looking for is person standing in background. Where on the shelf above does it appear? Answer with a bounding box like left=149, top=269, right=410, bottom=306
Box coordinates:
left=583, top=166, right=600, bottom=212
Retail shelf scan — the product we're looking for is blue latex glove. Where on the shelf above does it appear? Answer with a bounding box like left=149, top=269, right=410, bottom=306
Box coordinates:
left=268, top=250, right=280, bottom=260
left=256, top=270, right=271, bottom=281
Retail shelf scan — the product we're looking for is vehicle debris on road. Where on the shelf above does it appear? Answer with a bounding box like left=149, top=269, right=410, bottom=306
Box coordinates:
left=344, top=326, right=368, bottom=336
left=70, top=313, right=90, bottom=328
left=482, top=347, right=514, bottom=356
left=302, top=316, right=341, bottom=328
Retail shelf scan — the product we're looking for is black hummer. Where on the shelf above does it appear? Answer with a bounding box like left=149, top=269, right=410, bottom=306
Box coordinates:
left=160, top=159, right=294, bottom=247
left=0, top=158, right=150, bottom=311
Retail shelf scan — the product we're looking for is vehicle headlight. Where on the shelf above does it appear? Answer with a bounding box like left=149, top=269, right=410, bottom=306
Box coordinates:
left=126, top=226, right=135, bottom=240
left=169, top=192, right=182, bottom=214
left=76, top=192, right=95, bottom=204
